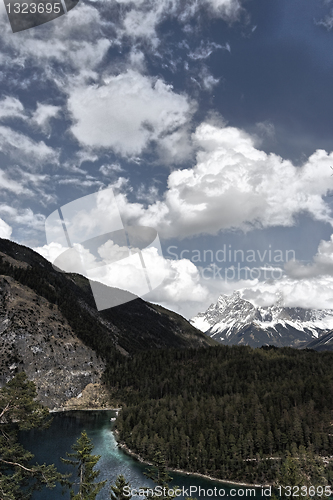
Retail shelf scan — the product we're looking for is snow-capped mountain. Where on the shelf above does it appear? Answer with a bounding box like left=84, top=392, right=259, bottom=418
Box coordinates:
left=190, top=291, right=333, bottom=348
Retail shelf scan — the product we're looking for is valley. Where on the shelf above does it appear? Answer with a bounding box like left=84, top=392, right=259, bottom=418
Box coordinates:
left=1, top=239, right=333, bottom=496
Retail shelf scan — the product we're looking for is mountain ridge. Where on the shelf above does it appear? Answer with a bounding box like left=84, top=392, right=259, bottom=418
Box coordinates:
left=0, top=238, right=215, bottom=408
left=191, top=291, right=333, bottom=349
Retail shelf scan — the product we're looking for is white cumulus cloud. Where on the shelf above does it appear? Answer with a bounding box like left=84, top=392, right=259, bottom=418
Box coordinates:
left=113, top=122, right=333, bottom=238
left=68, top=70, right=194, bottom=160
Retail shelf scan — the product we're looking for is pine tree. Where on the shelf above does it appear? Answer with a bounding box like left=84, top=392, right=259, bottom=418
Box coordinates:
left=110, top=474, right=132, bottom=500
left=0, top=372, right=66, bottom=500
left=144, top=450, right=172, bottom=488
left=62, top=430, right=107, bottom=500
left=144, top=450, right=178, bottom=500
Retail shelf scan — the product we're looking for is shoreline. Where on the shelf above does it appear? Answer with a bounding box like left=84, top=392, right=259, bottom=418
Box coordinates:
left=52, top=408, right=269, bottom=488
left=115, top=432, right=266, bottom=489
left=50, top=406, right=122, bottom=413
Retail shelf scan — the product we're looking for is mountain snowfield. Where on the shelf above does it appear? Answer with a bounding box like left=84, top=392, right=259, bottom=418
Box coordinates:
left=190, top=291, right=333, bottom=348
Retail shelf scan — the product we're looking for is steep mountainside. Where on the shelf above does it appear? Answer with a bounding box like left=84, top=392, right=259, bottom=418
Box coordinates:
left=303, top=330, right=333, bottom=351
left=191, top=291, right=333, bottom=348
left=0, top=238, right=214, bottom=407
left=0, top=275, right=105, bottom=408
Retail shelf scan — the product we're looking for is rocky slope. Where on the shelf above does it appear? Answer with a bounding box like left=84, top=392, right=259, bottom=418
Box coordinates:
left=191, top=291, right=333, bottom=348
left=0, top=238, right=214, bottom=408
left=0, top=275, right=105, bottom=409
left=303, top=330, right=333, bottom=351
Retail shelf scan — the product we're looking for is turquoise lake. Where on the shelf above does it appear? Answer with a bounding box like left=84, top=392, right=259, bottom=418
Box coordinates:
left=20, top=410, right=264, bottom=500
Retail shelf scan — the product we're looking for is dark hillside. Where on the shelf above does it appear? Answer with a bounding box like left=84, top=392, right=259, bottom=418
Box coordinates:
left=0, top=238, right=214, bottom=360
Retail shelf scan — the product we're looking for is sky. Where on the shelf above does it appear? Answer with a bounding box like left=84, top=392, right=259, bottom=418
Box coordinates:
left=1, top=0, right=333, bottom=318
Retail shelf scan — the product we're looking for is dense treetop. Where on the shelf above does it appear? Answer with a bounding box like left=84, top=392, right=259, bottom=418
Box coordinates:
left=105, top=345, right=333, bottom=484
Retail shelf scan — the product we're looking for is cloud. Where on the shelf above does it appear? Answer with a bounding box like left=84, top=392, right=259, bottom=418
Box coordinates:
left=315, top=10, right=333, bottom=30
left=117, top=0, right=244, bottom=45
left=0, top=205, right=45, bottom=230
left=122, top=2, right=170, bottom=46
left=189, top=41, right=228, bottom=60
left=67, top=70, right=195, bottom=160
left=197, top=66, right=220, bottom=91
left=32, top=103, right=61, bottom=133
left=285, top=234, right=333, bottom=279
left=0, top=98, right=60, bottom=136
left=205, top=0, right=243, bottom=21
left=0, top=169, right=31, bottom=195
left=0, top=96, right=26, bottom=120
left=0, top=3, right=111, bottom=77
left=0, top=205, right=46, bottom=246
left=35, top=239, right=211, bottom=314
left=0, top=126, right=59, bottom=166
left=99, top=163, right=124, bottom=176
left=112, top=122, right=333, bottom=239
left=0, top=218, right=12, bottom=240
left=239, top=276, right=333, bottom=311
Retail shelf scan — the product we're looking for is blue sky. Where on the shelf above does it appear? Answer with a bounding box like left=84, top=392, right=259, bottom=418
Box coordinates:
left=1, top=0, right=333, bottom=318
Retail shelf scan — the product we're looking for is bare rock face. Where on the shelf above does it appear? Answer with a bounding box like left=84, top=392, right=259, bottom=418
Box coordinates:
left=0, top=276, right=105, bottom=409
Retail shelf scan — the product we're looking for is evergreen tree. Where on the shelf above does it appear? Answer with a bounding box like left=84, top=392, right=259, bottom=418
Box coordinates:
left=144, top=450, right=173, bottom=488
left=110, top=474, right=132, bottom=500
left=276, top=449, right=330, bottom=500
left=0, top=372, right=66, bottom=500
left=144, top=451, right=177, bottom=500
left=62, top=430, right=106, bottom=500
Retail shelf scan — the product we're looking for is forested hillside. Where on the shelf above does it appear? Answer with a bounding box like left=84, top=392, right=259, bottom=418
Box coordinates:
left=105, top=346, right=333, bottom=484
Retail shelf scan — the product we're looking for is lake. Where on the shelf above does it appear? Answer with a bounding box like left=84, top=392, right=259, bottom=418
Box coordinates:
left=20, top=410, right=264, bottom=500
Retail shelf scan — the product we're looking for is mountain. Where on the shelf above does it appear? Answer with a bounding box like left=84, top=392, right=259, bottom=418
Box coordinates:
left=303, top=330, right=333, bottom=351
left=190, top=291, right=333, bottom=348
left=0, top=238, right=215, bottom=408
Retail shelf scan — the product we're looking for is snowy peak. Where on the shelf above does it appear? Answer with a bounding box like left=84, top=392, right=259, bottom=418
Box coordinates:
left=190, top=291, right=333, bottom=348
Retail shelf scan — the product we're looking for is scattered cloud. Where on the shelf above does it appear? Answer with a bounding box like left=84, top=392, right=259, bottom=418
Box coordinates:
left=189, top=41, right=228, bottom=60
left=116, top=0, right=245, bottom=46
left=0, top=169, right=31, bottom=195
left=0, top=126, right=59, bottom=167
left=99, top=164, right=124, bottom=176
left=0, top=3, right=111, bottom=69
left=315, top=10, right=333, bottom=30
left=197, top=66, right=221, bottom=91
left=0, top=96, right=26, bottom=121
left=67, top=70, right=195, bottom=160
left=32, top=103, right=61, bottom=133
left=205, top=0, right=244, bottom=22
left=0, top=205, right=45, bottom=230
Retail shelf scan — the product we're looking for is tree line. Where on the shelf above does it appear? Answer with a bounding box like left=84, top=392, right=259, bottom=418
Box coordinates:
left=1, top=363, right=333, bottom=498
left=104, top=345, right=333, bottom=485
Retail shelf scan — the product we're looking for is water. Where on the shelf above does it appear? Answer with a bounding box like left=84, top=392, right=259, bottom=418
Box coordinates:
left=19, top=410, right=263, bottom=500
